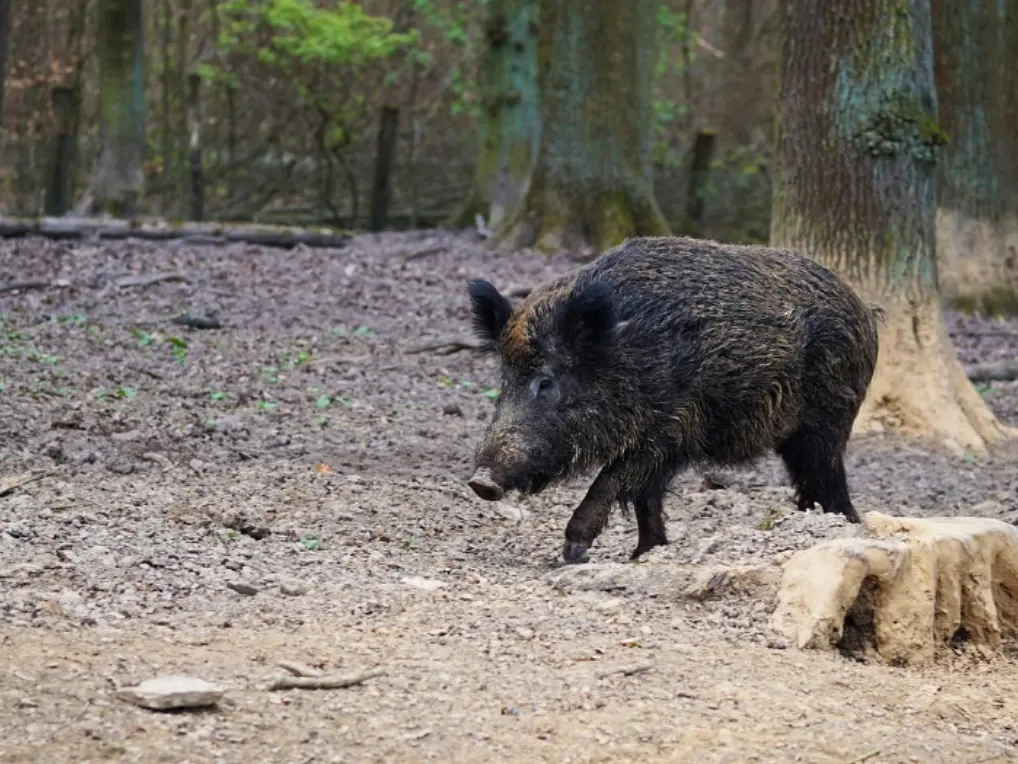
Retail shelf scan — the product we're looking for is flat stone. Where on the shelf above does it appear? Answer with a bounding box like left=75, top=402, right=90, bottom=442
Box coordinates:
left=117, top=675, right=224, bottom=711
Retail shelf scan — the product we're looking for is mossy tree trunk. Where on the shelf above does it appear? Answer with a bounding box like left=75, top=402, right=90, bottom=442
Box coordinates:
left=771, top=0, right=1014, bottom=455
left=932, top=0, right=1018, bottom=314
left=449, top=0, right=539, bottom=232
left=490, top=0, right=670, bottom=254
left=85, top=0, right=146, bottom=216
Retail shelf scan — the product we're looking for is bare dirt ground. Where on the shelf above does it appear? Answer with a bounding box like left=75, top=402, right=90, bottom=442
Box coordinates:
left=2, top=230, right=1018, bottom=764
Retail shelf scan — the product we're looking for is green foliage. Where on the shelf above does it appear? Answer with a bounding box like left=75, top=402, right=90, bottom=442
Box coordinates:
left=408, top=0, right=489, bottom=119
left=217, top=0, right=417, bottom=72
left=211, top=0, right=418, bottom=160
left=651, top=4, right=693, bottom=166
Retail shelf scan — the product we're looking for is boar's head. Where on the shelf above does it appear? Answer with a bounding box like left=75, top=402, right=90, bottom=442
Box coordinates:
left=464, top=277, right=619, bottom=502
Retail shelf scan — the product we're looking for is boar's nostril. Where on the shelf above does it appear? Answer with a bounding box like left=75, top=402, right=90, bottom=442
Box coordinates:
left=468, top=468, right=505, bottom=501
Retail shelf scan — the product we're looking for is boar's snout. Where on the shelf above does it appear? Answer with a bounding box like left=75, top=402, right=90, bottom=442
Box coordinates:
left=468, top=467, right=505, bottom=502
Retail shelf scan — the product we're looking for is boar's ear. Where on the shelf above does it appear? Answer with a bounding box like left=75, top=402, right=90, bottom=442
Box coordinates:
left=467, top=279, right=513, bottom=347
left=559, top=281, right=616, bottom=356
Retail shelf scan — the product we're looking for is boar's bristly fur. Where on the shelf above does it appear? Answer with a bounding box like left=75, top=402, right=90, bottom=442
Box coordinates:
left=466, top=236, right=880, bottom=564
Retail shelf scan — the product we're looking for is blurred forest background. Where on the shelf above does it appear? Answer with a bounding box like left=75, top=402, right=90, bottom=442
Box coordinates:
left=0, top=0, right=1015, bottom=312
left=0, top=0, right=774, bottom=241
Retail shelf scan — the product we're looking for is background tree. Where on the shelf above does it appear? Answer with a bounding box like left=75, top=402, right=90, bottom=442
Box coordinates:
left=0, top=0, right=13, bottom=125
left=82, top=0, right=146, bottom=216
left=770, top=0, right=1013, bottom=454
left=490, top=0, right=670, bottom=254
left=448, top=0, right=538, bottom=232
left=932, top=0, right=1018, bottom=314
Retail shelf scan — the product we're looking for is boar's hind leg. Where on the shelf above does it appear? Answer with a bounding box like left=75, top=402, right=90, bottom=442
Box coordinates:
left=630, top=480, right=669, bottom=561
left=776, top=425, right=860, bottom=523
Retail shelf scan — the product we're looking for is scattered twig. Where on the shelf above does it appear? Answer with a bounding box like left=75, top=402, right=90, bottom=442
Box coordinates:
left=266, top=667, right=386, bottom=691
left=844, top=749, right=881, bottom=764
left=507, top=287, right=532, bottom=299
left=403, top=245, right=446, bottom=263
left=966, top=360, right=1018, bottom=383
left=595, top=662, right=654, bottom=679
left=114, top=273, right=190, bottom=289
left=0, top=472, right=49, bottom=498
left=277, top=660, right=323, bottom=678
left=405, top=337, right=486, bottom=356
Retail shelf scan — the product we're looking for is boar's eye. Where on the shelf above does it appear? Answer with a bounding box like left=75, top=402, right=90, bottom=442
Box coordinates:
left=530, top=376, right=554, bottom=397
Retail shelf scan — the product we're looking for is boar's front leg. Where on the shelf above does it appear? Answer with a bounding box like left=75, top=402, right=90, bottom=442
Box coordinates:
left=563, top=456, right=673, bottom=564
left=562, top=464, right=620, bottom=564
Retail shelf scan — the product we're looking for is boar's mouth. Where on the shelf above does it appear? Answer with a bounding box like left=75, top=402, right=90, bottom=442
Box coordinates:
left=468, top=467, right=505, bottom=501
left=467, top=467, right=554, bottom=502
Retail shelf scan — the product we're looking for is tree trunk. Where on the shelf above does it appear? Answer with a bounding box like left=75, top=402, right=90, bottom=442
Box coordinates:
left=86, top=0, right=146, bottom=216
left=44, top=86, right=76, bottom=216
left=186, top=72, right=203, bottom=221
left=932, top=0, right=1018, bottom=314
left=491, top=0, right=669, bottom=254
left=0, top=0, right=13, bottom=125
left=771, top=0, right=1013, bottom=455
left=448, top=0, right=539, bottom=231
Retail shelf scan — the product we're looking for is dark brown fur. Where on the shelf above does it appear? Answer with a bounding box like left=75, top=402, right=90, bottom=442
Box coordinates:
left=466, top=236, right=880, bottom=563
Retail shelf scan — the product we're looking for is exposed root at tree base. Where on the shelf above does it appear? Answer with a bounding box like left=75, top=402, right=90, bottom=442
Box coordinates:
left=852, top=300, right=1018, bottom=455
left=489, top=180, right=670, bottom=255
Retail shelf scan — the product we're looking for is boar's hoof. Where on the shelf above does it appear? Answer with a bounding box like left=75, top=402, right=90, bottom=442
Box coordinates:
left=562, top=540, right=590, bottom=564
left=468, top=468, right=505, bottom=502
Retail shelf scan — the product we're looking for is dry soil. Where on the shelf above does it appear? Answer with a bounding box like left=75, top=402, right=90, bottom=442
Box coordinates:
left=2, top=231, right=1018, bottom=764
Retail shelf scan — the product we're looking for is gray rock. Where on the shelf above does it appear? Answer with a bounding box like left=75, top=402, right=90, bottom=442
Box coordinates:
left=117, top=675, right=224, bottom=711
left=227, top=580, right=259, bottom=596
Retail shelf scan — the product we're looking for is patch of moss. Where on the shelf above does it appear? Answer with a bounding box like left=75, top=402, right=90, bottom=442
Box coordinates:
left=947, top=286, right=1018, bottom=317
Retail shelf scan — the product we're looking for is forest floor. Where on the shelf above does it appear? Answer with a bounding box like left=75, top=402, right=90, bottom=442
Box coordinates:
left=2, top=230, right=1018, bottom=764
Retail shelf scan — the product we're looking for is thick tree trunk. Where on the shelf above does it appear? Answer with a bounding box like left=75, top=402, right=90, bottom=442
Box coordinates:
left=771, top=0, right=1013, bottom=455
left=85, top=0, right=146, bottom=216
left=932, top=0, right=1018, bottom=314
left=449, top=0, right=539, bottom=232
left=491, top=0, right=669, bottom=254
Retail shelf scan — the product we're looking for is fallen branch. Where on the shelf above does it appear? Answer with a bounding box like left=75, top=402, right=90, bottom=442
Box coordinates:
left=403, top=245, right=446, bottom=263
left=966, top=360, right=1018, bottom=383
left=405, top=337, right=486, bottom=356
left=0, top=472, right=49, bottom=498
left=508, top=287, right=532, bottom=299
left=0, top=215, right=351, bottom=250
left=0, top=280, right=64, bottom=294
left=277, top=660, right=323, bottom=678
left=595, top=662, right=654, bottom=679
left=266, top=667, right=386, bottom=691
